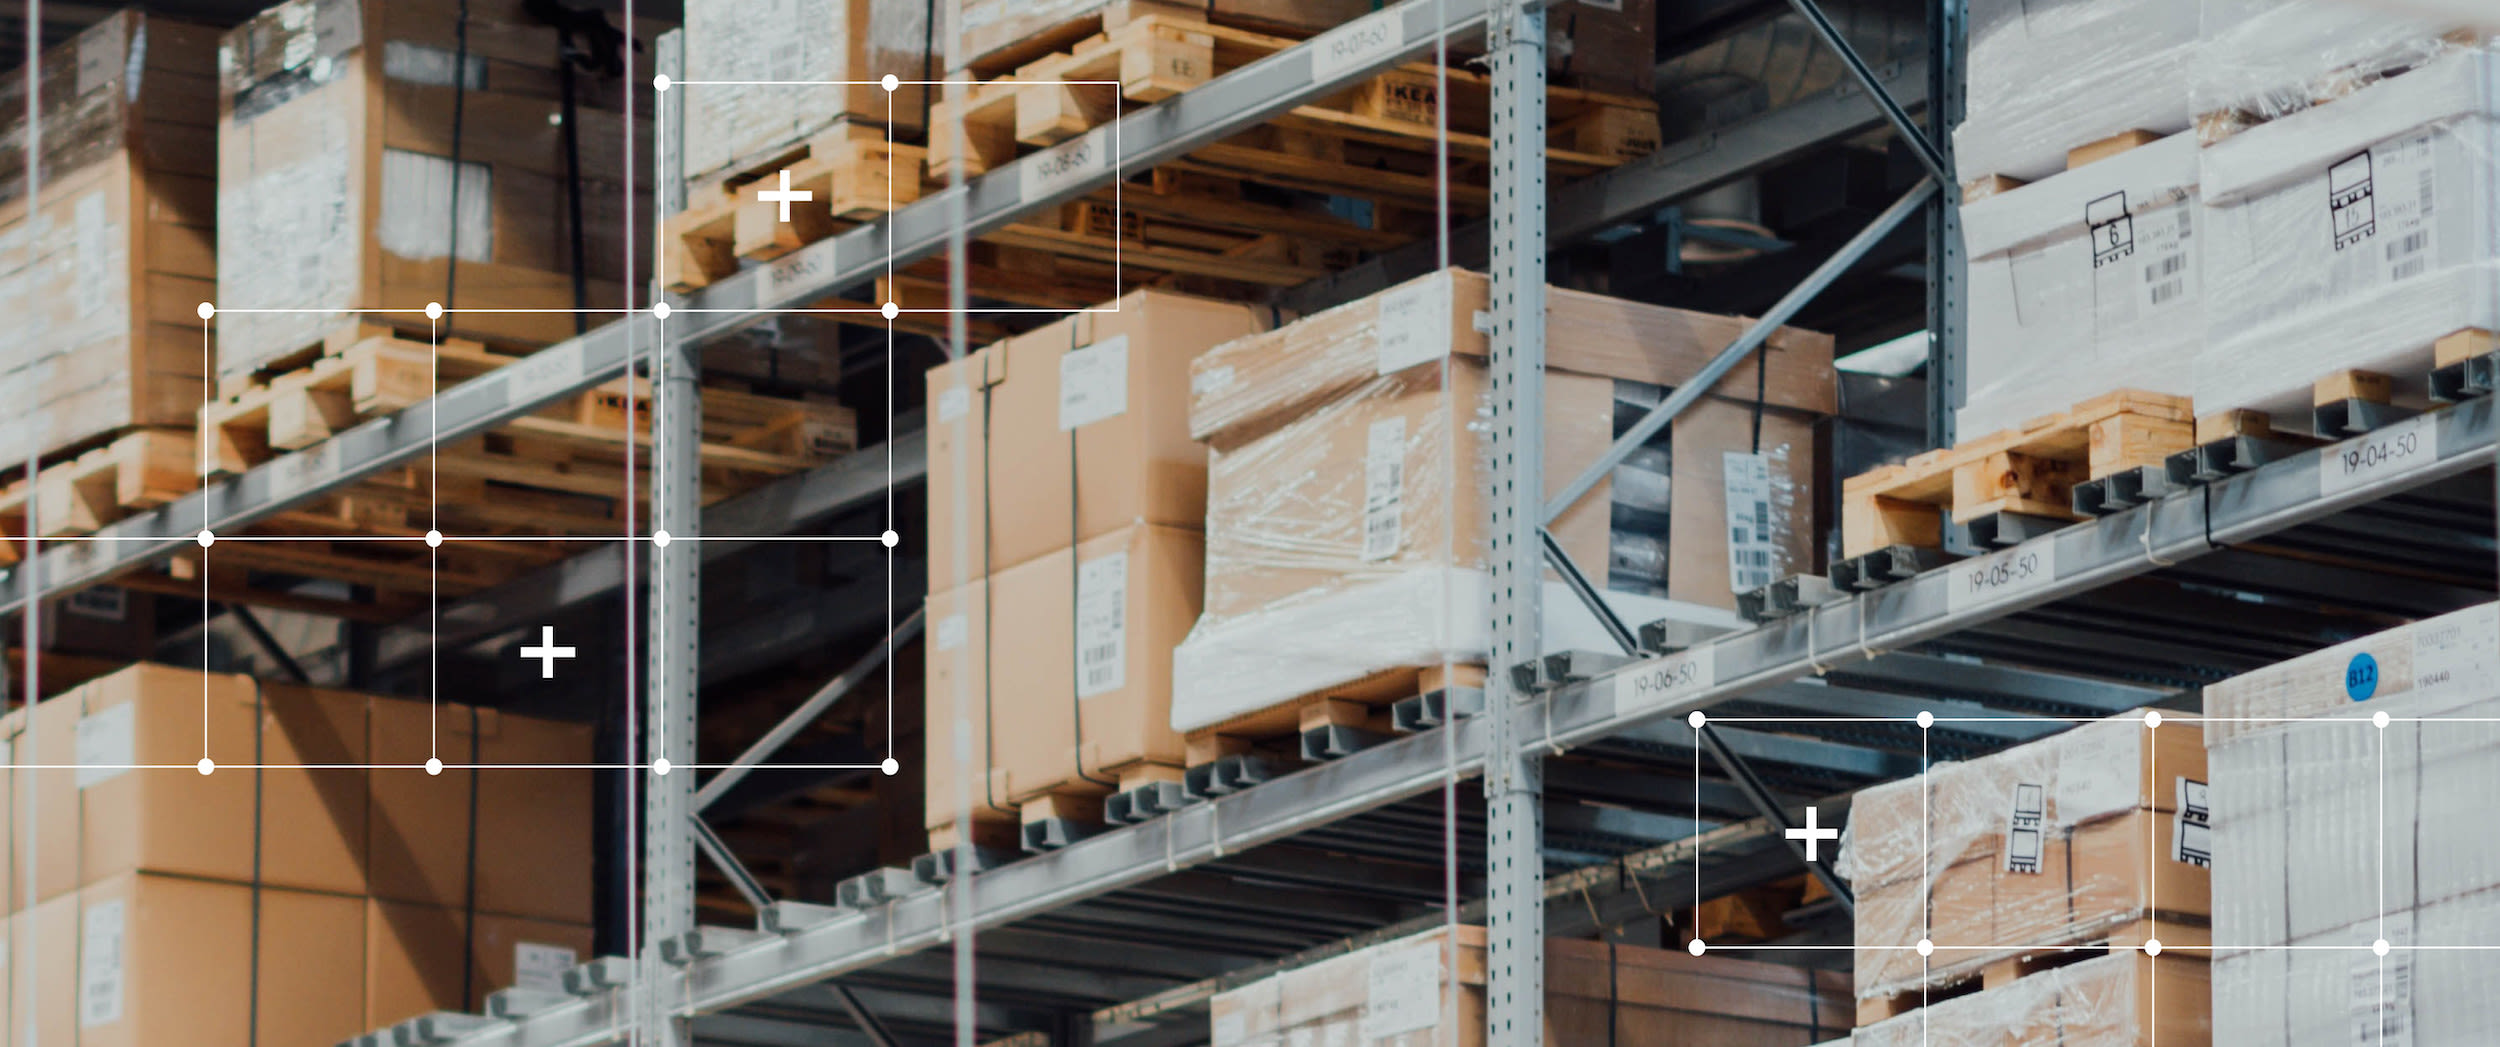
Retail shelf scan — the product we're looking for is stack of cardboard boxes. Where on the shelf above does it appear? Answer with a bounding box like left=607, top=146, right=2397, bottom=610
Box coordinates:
left=1208, top=925, right=1852, bottom=1047
left=0, top=663, right=593, bottom=1042
left=1838, top=713, right=2213, bottom=1046
left=2203, top=603, right=2500, bottom=1042
left=1172, top=269, right=1832, bottom=736
left=921, top=289, right=1266, bottom=849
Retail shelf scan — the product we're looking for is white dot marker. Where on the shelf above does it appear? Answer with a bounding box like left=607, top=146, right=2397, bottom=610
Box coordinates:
left=1686, top=939, right=1707, bottom=956
left=2143, top=710, right=2163, bottom=729
left=652, top=529, right=672, bottom=548
left=425, top=301, right=444, bottom=320
left=2373, top=710, right=2391, bottom=729
left=2373, top=939, right=2391, bottom=957
left=196, top=529, right=216, bottom=547
left=196, top=758, right=215, bottom=775
left=1916, top=710, right=1935, bottom=730
left=425, top=529, right=443, bottom=548
left=2143, top=939, right=2163, bottom=956
left=1915, top=939, right=1933, bottom=957
left=652, top=301, right=672, bottom=319
left=654, top=757, right=673, bottom=776
left=1687, top=711, right=1707, bottom=729
left=880, top=529, right=899, bottom=548
left=653, top=73, right=672, bottom=91
left=881, top=758, right=900, bottom=776
left=881, top=301, right=900, bottom=320
left=425, top=757, right=444, bottom=776
left=881, top=74, right=900, bottom=92
left=196, top=302, right=215, bottom=320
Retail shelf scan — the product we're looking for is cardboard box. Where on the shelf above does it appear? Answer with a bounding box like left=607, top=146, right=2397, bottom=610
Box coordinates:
left=683, top=0, right=928, bottom=183
left=40, top=874, right=366, bottom=1047
left=257, top=683, right=371, bottom=897
left=0, top=709, right=17, bottom=916
left=1853, top=856, right=1993, bottom=998
left=368, top=695, right=593, bottom=922
left=1211, top=925, right=1851, bottom=1047
left=1856, top=953, right=2209, bottom=1047
left=925, top=288, right=1266, bottom=590
left=18, top=692, right=73, bottom=909
left=1959, top=132, right=2201, bottom=436
left=0, top=11, right=217, bottom=467
left=11, top=892, right=71, bottom=1047
left=216, top=0, right=652, bottom=381
left=70, top=665, right=259, bottom=891
left=2201, top=602, right=2498, bottom=747
left=365, top=899, right=592, bottom=1027
left=922, top=577, right=1019, bottom=835
left=1951, top=0, right=2195, bottom=184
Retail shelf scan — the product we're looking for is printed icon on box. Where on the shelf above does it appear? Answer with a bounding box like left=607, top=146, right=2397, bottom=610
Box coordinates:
left=2003, top=782, right=2046, bottom=874
left=2346, top=651, right=2380, bottom=701
left=2172, top=777, right=2212, bottom=868
left=2086, top=191, right=2134, bottom=269
left=2330, top=151, right=2377, bottom=251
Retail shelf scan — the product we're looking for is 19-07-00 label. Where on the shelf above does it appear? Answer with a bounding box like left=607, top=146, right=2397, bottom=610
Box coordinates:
left=2321, top=413, right=2437, bottom=496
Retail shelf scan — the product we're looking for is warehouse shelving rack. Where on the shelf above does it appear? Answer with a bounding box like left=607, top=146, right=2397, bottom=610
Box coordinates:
left=0, top=0, right=2489, bottom=1043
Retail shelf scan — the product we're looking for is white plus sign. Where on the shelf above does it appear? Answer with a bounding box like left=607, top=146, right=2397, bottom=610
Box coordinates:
left=520, top=626, right=577, bottom=679
left=754, top=169, right=813, bottom=223
left=1787, top=805, right=1841, bottom=861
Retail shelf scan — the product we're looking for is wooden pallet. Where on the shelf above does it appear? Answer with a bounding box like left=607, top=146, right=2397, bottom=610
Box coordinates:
left=1840, top=390, right=2195, bottom=560
left=1183, top=663, right=1487, bottom=780
left=925, top=762, right=1185, bottom=857
left=0, top=430, right=198, bottom=565
left=1961, top=127, right=2168, bottom=203
left=663, top=121, right=928, bottom=292
left=1855, top=916, right=2206, bottom=1026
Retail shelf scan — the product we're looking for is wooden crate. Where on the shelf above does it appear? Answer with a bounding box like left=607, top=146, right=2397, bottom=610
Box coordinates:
left=215, top=0, right=655, bottom=393
left=0, top=430, right=197, bottom=565
left=0, top=12, right=218, bottom=471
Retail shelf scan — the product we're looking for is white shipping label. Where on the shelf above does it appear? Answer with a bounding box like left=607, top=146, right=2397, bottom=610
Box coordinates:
left=1076, top=551, right=1129, bottom=698
left=2091, top=199, right=2193, bottom=330
left=75, top=701, right=136, bottom=789
left=2351, top=948, right=2417, bottom=1047
left=1311, top=8, right=1403, bottom=84
left=1361, top=418, right=1406, bottom=562
left=936, top=613, right=968, bottom=652
left=514, top=942, right=579, bottom=994
left=505, top=341, right=588, bottom=411
left=1374, top=272, right=1452, bottom=375
left=2173, top=777, right=2213, bottom=867
left=2003, top=782, right=2047, bottom=874
left=2321, top=412, right=2437, bottom=497
left=1360, top=938, right=1443, bottom=1040
left=1611, top=645, right=1716, bottom=716
left=2410, top=604, right=2500, bottom=703
left=1721, top=452, right=1778, bottom=593
left=1946, top=542, right=2059, bottom=613
left=938, top=385, right=971, bottom=424
left=73, top=191, right=108, bottom=318
left=761, top=246, right=835, bottom=306
left=79, top=899, right=125, bottom=1028
left=1058, top=334, right=1131, bottom=430
left=1021, top=135, right=1107, bottom=204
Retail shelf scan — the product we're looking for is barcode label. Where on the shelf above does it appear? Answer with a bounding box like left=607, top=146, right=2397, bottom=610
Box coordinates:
left=2004, top=782, right=2047, bottom=874
left=2173, top=776, right=2213, bottom=867
left=1362, top=418, right=1407, bottom=562
left=1721, top=452, right=1779, bottom=592
left=79, top=899, right=125, bottom=1028
left=1075, top=551, right=1128, bottom=698
left=2351, top=948, right=2416, bottom=1047
left=1058, top=334, right=1131, bottom=430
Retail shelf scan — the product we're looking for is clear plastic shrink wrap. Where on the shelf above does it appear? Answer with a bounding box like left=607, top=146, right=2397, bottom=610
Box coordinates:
left=2193, top=0, right=2469, bottom=128
left=1855, top=953, right=2210, bottom=1047
left=1834, top=713, right=2209, bottom=1003
left=2192, top=36, right=2498, bottom=426
left=2213, top=893, right=2500, bottom=1047
left=1953, top=0, right=2197, bottom=183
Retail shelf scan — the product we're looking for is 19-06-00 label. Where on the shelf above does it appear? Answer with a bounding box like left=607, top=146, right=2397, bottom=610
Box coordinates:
left=2321, top=412, right=2437, bottom=496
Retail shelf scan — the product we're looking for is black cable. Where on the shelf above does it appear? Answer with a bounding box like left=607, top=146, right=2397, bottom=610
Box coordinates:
left=916, top=0, right=936, bottom=136
left=1750, top=342, right=1768, bottom=455
left=444, top=0, right=473, bottom=315
left=556, top=44, right=589, bottom=331
left=978, top=384, right=1005, bottom=820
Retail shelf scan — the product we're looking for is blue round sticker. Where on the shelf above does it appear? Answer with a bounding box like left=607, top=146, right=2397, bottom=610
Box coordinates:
left=2345, top=652, right=2380, bottom=702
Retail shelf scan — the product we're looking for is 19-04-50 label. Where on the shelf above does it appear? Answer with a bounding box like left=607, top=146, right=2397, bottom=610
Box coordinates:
left=2321, top=413, right=2437, bottom=496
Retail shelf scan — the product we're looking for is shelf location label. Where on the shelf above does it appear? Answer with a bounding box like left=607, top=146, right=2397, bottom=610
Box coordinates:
left=1611, top=645, right=1716, bottom=717
left=1946, top=541, right=2059, bottom=613
left=505, top=340, right=587, bottom=411
left=1021, top=135, right=1106, bottom=205
left=2321, top=412, right=2438, bottom=497
left=1311, top=8, right=1403, bottom=83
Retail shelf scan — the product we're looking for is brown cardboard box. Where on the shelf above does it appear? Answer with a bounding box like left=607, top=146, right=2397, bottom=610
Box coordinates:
left=926, top=288, right=1266, bottom=590
left=216, top=0, right=653, bottom=381
left=17, top=693, right=72, bottom=909
left=0, top=709, right=17, bottom=915
left=61, top=873, right=365, bottom=1047
left=0, top=11, right=217, bottom=467
left=1854, top=856, right=1993, bottom=1000
left=992, top=524, right=1203, bottom=801
left=11, top=892, right=71, bottom=1047
left=72, top=664, right=258, bottom=890
left=257, top=683, right=370, bottom=896
left=365, top=899, right=593, bottom=1027
left=368, top=695, right=593, bottom=922
left=922, top=578, right=1020, bottom=836
left=1855, top=953, right=2209, bottom=1047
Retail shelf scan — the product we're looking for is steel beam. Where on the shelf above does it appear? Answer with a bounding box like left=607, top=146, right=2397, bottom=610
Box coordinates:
left=692, top=815, right=774, bottom=913
left=695, top=608, right=922, bottom=811
left=643, top=31, right=698, bottom=1047
left=1695, top=725, right=1853, bottom=912
left=1784, top=0, right=1950, bottom=183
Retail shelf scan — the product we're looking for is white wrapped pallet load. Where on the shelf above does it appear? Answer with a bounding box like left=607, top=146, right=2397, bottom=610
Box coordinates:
left=1960, top=132, right=2201, bottom=437
left=1954, top=0, right=2197, bottom=184
left=2194, top=49, right=2500, bottom=427
left=2194, top=0, right=2469, bottom=127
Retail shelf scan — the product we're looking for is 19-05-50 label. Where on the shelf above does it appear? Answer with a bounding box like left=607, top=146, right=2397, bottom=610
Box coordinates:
left=1947, top=543, right=2058, bottom=613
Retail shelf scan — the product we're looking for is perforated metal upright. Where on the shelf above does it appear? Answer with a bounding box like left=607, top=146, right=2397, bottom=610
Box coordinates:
left=1481, top=0, right=1548, bottom=1042
left=643, top=31, right=700, bottom=1047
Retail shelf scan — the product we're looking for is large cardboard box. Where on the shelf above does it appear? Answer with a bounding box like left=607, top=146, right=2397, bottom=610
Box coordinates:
left=1959, top=132, right=2201, bottom=436
left=215, top=0, right=651, bottom=382
left=922, top=577, right=1019, bottom=837
left=0, top=11, right=217, bottom=468
left=1856, top=953, right=2209, bottom=1047
left=365, top=899, right=592, bottom=1027
left=368, top=695, right=594, bottom=922
left=2217, top=890, right=2500, bottom=1045
left=2200, top=602, right=2499, bottom=747
left=925, top=288, right=1267, bottom=591
left=684, top=0, right=927, bottom=183
left=1210, top=925, right=1851, bottom=1047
